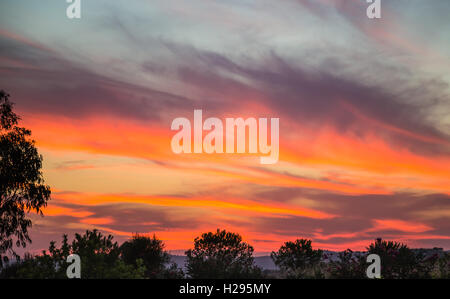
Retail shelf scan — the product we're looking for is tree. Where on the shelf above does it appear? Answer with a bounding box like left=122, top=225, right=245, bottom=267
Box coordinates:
left=0, top=234, right=72, bottom=279
left=367, top=238, right=434, bottom=279
left=70, top=229, right=127, bottom=278
left=0, top=230, right=146, bottom=279
left=120, top=233, right=173, bottom=278
left=327, top=249, right=366, bottom=279
left=436, top=252, right=450, bottom=279
left=0, top=90, right=51, bottom=267
left=271, top=239, right=323, bottom=278
left=185, top=229, right=262, bottom=278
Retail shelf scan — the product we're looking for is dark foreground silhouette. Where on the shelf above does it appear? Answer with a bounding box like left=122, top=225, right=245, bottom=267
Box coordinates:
left=0, top=229, right=448, bottom=279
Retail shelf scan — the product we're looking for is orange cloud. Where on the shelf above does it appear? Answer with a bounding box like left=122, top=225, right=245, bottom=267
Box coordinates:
left=24, top=113, right=450, bottom=196
left=43, top=205, right=94, bottom=218
left=81, top=217, right=115, bottom=225
left=371, top=219, right=433, bottom=233
left=54, top=192, right=335, bottom=220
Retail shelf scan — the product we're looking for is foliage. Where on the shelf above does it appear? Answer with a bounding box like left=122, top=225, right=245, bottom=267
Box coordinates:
left=163, top=262, right=185, bottom=279
left=435, top=252, right=450, bottom=279
left=1, top=232, right=448, bottom=279
left=0, top=230, right=146, bottom=278
left=327, top=239, right=440, bottom=279
left=185, top=229, right=262, bottom=278
left=0, top=90, right=51, bottom=267
left=326, top=249, right=366, bottom=279
left=367, top=238, right=435, bottom=279
left=70, top=229, right=123, bottom=278
left=271, top=239, right=323, bottom=278
left=120, top=233, right=182, bottom=278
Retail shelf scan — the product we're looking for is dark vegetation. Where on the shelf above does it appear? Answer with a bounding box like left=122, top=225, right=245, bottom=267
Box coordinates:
left=0, top=90, right=51, bottom=268
left=1, top=229, right=448, bottom=279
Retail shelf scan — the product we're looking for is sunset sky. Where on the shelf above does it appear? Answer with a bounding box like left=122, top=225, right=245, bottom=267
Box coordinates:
left=1, top=0, right=449, bottom=254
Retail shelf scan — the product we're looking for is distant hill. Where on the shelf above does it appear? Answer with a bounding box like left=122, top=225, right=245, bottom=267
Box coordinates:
left=169, top=255, right=187, bottom=271
left=255, top=256, right=278, bottom=270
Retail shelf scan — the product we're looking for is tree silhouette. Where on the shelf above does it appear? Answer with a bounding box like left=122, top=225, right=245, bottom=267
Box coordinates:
left=70, top=229, right=149, bottom=278
left=367, top=238, right=434, bottom=279
left=271, top=238, right=323, bottom=278
left=0, top=90, right=51, bottom=267
left=327, top=249, right=366, bottom=279
left=120, top=234, right=173, bottom=278
left=185, top=228, right=262, bottom=278
left=0, top=230, right=147, bottom=278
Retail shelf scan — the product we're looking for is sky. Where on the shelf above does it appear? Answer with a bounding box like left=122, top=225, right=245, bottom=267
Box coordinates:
left=0, top=0, right=449, bottom=255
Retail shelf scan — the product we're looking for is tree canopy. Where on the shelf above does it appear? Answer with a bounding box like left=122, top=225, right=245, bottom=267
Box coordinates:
left=121, top=234, right=175, bottom=278
left=271, top=238, right=323, bottom=278
left=0, top=230, right=147, bottom=279
left=367, top=238, right=435, bottom=279
left=0, top=90, right=51, bottom=267
left=185, top=228, right=262, bottom=279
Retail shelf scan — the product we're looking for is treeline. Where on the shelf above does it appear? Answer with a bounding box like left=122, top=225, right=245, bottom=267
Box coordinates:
left=1, top=229, right=449, bottom=279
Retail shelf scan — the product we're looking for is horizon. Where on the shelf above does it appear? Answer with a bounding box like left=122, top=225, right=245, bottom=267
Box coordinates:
left=0, top=0, right=449, bottom=256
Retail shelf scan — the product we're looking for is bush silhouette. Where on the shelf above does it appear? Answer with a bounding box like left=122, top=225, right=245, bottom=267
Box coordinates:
left=0, top=230, right=147, bottom=278
left=367, top=238, right=435, bottom=279
left=1, top=231, right=447, bottom=279
left=327, top=249, right=366, bottom=279
left=121, top=234, right=182, bottom=278
left=271, top=239, right=323, bottom=278
left=185, top=229, right=262, bottom=278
